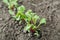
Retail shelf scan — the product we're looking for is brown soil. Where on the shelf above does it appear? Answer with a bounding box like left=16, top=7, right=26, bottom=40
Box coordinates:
left=0, top=0, right=60, bottom=40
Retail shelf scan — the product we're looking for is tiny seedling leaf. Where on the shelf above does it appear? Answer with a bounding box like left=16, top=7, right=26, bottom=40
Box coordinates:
left=40, top=18, right=46, bottom=25
left=25, top=10, right=32, bottom=17
left=24, top=24, right=32, bottom=32
left=9, top=0, right=18, bottom=7
left=32, top=15, right=39, bottom=24
left=3, top=0, right=9, bottom=5
left=17, top=5, right=25, bottom=13
left=8, top=10, right=15, bottom=15
left=16, top=15, right=20, bottom=20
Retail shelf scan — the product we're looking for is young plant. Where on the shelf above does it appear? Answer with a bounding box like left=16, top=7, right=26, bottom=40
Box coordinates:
left=3, top=0, right=46, bottom=38
left=25, top=10, right=39, bottom=24
left=14, top=5, right=26, bottom=21
left=24, top=16, right=46, bottom=37
left=24, top=10, right=46, bottom=37
left=3, top=0, right=18, bottom=9
left=3, top=0, right=18, bottom=17
left=25, top=10, right=34, bottom=23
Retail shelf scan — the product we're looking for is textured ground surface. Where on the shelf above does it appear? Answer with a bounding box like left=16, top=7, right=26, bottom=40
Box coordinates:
left=0, top=0, right=60, bottom=40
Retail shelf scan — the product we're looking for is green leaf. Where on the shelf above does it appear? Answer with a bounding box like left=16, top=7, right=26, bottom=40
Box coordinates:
left=31, top=13, right=36, bottom=16
left=14, top=13, right=20, bottom=20
left=9, top=0, right=17, bottom=3
left=32, top=15, right=39, bottom=24
left=8, top=10, right=15, bottom=15
left=25, top=10, right=32, bottom=17
left=16, top=15, right=20, bottom=20
left=9, top=0, right=17, bottom=4
left=9, top=0, right=18, bottom=6
left=15, top=11, right=26, bottom=21
left=25, top=17, right=31, bottom=22
left=3, top=0, right=9, bottom=5
left=40, top=18, right=46, bottom=25
left=17, top=5, right=25, bottom=13
left=24, top=24, right=32, bottom=32
left=25, top=10, right=33, bottom=22
left=3, top=0, right=18, bottom=9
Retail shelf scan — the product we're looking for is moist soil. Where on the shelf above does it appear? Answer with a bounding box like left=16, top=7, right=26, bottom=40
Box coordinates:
left=0, top=0, right=60, bottom=40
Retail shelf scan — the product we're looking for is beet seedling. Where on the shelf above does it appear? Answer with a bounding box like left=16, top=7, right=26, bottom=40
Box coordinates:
left=25, top=10, right=35, bottom=23
left=3, top=0, right=18, bottom=9
left=37, top=18, right=46, bottom=29
left=14, top=5, right=26, bottom=21
left=3, top=0, right=46, bottom=38
left=24, top=17, right=46, bottom=37
left=3, top=0, right=18, bottom=17
left=24, top=9, right=46, bottom=37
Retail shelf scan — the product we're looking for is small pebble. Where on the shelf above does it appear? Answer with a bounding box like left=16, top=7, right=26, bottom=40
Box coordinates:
left=0, top=18, right=3, bottom=21
left=28, top=33, right=32, bottom=37
left=58, top=33, right=60, bottom=35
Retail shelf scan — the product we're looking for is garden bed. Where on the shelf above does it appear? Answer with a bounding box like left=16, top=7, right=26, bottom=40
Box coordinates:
left=0, top=0, right=60, bottom=40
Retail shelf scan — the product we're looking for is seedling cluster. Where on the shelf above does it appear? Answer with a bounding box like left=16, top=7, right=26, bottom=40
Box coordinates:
left=3, top=0, right=46, bottom=37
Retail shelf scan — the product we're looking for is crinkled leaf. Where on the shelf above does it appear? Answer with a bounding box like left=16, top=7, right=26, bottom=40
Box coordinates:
left=40, top=18, right=46, bottom=25
left=17, top=5, right=25, bottom=13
